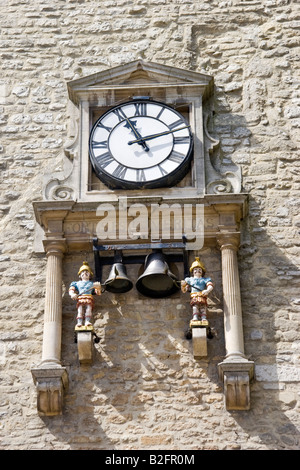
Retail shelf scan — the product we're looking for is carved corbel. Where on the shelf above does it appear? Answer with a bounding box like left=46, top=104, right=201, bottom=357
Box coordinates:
left=31, top=366, right=68, bottom=416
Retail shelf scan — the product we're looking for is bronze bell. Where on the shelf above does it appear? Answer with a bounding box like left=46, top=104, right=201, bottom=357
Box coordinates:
left=136, top=251, right=180, bottom=298
left=104, top=263, right=133, bottom=293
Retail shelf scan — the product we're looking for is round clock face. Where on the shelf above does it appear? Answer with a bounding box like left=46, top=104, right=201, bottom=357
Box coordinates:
left=89, top=99, right=193, bottom=189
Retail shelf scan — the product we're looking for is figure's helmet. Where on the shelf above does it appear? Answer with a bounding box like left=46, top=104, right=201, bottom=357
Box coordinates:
left=78, top=261, right=93, bottom=278
left=189, top=257, right=206, bottom=274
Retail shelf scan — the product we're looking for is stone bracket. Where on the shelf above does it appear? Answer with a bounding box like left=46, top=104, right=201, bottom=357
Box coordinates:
left=192, top=327, right=207, bottom=358
left=218, top=360, right=255, bottom=410
left=190, top=320, right=209, bottom=359
left=31, top=366, right=69, bottom=416
left=75, top=326, right=95, bottom=365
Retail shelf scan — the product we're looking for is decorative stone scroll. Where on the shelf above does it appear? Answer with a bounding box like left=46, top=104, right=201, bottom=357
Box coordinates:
left=203, top=112, right=242, bottom=195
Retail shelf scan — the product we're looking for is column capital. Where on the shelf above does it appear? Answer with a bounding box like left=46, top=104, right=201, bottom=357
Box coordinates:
left=43, top=238, right=67, bottom=256
left=216, top=230, right=240, bottom=252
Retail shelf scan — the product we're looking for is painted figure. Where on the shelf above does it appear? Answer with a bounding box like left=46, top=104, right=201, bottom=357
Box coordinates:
left=69, top=262, right=101, bottom=327
left=181, top=257, right=214, bottom=322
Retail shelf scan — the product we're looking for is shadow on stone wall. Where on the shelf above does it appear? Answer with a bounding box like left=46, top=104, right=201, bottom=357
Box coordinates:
left=230, top=196, right=300, bottom=449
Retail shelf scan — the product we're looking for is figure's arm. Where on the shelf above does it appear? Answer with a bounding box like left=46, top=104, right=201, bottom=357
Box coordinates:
left=181, top=277, right=191, bottom=293
left=201, top=281, right=213, bottom=296
left=181, top=281, right=188, bottom=293
left=93, top=282, right=101, bottom=296
left=69, top=283, right=78, bottom=300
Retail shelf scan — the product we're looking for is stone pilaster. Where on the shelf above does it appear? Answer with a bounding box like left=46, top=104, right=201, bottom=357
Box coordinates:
left=41, top=240, right=66, bottom=365
left=217, top=230, right=254, bottom=410
left=31, top=238, right=68, bottom=416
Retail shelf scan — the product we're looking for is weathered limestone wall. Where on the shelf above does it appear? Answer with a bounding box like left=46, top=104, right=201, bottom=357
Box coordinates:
left=0, top=0, right=299, bottom=450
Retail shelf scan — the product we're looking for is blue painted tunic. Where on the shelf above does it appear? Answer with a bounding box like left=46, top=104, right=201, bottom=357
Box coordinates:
left=184, top=276, right=213, bottom=293
left=69, top=280, right=97, bottom=308
left=70, top=280, right=95, bottom=295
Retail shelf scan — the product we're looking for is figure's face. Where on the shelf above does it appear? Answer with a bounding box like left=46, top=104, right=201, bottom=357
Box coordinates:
left=193, top=267, right=203, bottom=278
left=80, top=270, right=90, bottom=281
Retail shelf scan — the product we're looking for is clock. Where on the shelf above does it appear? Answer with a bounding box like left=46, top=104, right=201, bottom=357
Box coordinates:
left=89, top=98, right=193, bottom=189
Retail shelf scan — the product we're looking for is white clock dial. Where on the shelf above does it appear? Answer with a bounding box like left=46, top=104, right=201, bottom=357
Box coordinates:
left=89, top=99, right=193, bottom=189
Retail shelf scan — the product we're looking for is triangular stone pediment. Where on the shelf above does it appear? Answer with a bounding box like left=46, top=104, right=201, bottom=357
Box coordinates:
left=122, top=68, right=161, bottom=84
left=67, top=60, right=213, bottom=104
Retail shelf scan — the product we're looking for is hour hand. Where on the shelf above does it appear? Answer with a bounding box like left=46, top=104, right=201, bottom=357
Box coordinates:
left=124, top=118, right=149, bottom=152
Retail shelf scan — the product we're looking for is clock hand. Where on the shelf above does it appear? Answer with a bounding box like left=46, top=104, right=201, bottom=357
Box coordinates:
left=128, top=126, right=190, bottom=145
left=124, top=118, right=150, bottom=152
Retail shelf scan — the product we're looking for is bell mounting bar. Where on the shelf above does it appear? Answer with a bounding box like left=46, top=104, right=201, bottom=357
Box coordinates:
left=92, top=237, right=187, bottom=252
left=93, top=242, right=187, bottom=251
left=92, top=237, right=189, bottom=283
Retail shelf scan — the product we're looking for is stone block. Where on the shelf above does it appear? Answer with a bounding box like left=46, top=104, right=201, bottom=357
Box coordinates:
left=192, top=327, right=207, bottom=358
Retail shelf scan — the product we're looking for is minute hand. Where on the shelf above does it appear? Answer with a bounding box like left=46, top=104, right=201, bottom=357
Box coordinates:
left=128, top=126, right=190, bottom=145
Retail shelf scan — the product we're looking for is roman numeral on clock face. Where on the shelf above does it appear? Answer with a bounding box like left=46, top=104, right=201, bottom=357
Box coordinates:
left=112, top=107, right=127, bottom=122
left=134, top=102, right=147, bottom=116
left=169, top=118, right=185, bottom=130
left=96, top=122, right=112, bottom=133
left=113, top=164, right=127, bottom=179
left=168, top=150, right=185, bottom=163
left=158, top=164, right=168, bottom=176
left=156, top=106, right=165, bottom=120
left=92, top=140, right=108, bottom=149
left=173, top=135, right=190, bottom=145
left=96, top=152, right=114, bottom=168
left=136, top=169, right=146, bottom=182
